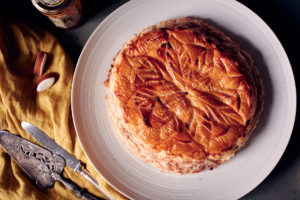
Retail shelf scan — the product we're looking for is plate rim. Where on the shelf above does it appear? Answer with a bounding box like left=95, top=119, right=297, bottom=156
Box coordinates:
left=71, top=0, right=297, bottom=199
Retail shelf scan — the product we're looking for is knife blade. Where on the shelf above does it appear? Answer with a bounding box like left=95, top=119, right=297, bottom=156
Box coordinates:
left=21, top=121, right=110, bottom=200
left=21, top=121, right=80, bottom=171
left=0, top=130, right=101, bottom=200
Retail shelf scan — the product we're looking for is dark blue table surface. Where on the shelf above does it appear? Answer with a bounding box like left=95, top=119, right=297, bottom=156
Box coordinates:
left=0, top=1, right=299, bottom=199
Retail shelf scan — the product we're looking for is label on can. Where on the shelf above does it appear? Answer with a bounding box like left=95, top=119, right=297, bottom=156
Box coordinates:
left=47, top=3, right=82, bottom=29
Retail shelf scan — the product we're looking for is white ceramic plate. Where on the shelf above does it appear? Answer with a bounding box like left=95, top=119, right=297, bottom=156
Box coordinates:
left=71, top=0, right=296, bottom=199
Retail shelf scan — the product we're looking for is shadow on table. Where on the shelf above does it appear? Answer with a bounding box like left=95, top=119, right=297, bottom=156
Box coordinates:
left=236, top=0, right=300, bottom=199
left=82, top=0, right=129, bottom=21
left=0, top=0, right=129, bottom=67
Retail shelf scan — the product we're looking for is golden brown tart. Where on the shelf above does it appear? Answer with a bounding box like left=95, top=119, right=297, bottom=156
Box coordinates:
left=106, top=17, right=264, bottom=174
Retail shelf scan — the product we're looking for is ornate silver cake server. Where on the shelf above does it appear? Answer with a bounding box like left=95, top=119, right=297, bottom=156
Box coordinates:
left=20, top=121, right=110, bottom=200
left=0, top=130, right=101, bottom=200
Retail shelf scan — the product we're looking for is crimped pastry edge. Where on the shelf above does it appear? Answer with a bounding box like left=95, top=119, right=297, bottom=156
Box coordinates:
left=107, top=17, right=264, bottom=174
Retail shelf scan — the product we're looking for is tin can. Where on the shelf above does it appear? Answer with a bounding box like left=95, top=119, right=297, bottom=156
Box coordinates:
left=31, top=0, right=83, bottom=29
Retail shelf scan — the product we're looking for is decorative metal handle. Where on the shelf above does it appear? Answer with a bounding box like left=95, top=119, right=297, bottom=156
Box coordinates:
left=77, top=166, right=111, bottom=200
left=51, top=172, right=102, bottom=200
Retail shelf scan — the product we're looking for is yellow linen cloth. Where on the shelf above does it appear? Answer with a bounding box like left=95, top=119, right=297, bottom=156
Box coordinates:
left=0, top=18, right=125, bottom=200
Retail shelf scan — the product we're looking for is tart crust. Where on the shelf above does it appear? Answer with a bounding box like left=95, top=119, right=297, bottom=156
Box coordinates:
left=106, top=17, right=264, bottom=174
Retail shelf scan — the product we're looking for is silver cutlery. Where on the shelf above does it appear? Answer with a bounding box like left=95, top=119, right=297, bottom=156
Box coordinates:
left=0, top=130, right=101, bottom=200
left=21, top=121, right=110, bottom=200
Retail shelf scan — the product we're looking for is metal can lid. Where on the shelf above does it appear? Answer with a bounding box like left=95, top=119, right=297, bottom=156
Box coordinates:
left=31, top=0, right=72, bottom=14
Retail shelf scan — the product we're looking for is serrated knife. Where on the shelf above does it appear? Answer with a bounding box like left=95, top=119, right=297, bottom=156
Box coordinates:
left=21, top=121, right=110, bottom=200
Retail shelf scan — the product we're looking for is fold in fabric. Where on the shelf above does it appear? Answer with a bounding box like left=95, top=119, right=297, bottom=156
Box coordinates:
left=0, top=18, right=125, bottom=200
